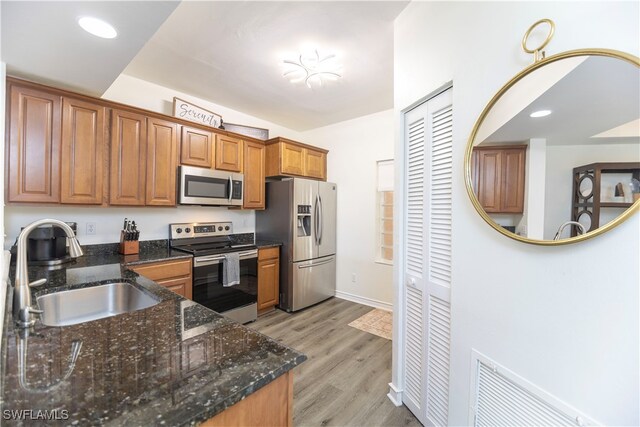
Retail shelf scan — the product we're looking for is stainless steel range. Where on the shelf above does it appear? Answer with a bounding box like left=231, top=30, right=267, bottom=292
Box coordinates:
left=169, top=222, right=257, bottom=324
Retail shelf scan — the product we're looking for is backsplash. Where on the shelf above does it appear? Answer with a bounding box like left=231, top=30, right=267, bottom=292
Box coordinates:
left=4, top=206, right=255, bottom=249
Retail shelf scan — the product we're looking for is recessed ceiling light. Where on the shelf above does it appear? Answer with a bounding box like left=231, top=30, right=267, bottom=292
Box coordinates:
left=530, top=110, right=552, bottom=118
left=282, top=49, right=342, bottom=88
left=78, top=17, right=117, bottom=39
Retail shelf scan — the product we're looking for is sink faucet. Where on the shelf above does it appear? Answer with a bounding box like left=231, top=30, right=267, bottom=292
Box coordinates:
left=553, top=221, right=586, bottom=240
left=14, top=219, right=83, bottom=327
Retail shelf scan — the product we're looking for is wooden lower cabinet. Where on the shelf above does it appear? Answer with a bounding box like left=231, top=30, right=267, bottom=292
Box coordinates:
left=258, top=247, right=280, bottom=314
left=128, top=258, right=193, bottom=299
left=201, top=371, right=293, bottom=427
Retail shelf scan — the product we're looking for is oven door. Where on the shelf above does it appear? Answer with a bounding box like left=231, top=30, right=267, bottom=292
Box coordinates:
left=179, top=165, right=243, bottom=206
left=192, top=250, right=257, bottom=318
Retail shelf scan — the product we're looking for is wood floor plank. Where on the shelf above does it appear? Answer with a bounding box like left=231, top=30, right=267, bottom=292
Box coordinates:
left=249, top=298, right=421, bottom=427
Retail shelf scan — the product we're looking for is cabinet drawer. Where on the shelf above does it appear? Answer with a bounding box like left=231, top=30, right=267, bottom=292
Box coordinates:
left=130, top=259, right=192, bottom=281
left=258, top=246, right=279, bottom=261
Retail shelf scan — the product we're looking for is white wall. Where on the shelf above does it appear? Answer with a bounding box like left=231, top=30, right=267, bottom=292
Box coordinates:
left=301, top=109, right=394, bottom=308
left=4, top=74, right=303, bottom=248
left=395, top=2, right=639, bottom=425
left=544, top=142, right=640, bottom=239
left=102, top=74, right=304, bottom=142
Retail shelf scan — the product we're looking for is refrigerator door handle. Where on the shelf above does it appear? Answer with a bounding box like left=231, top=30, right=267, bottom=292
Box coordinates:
left=318, top=195, right=323, bottom=244
left=314, top=194, right=320, bottom=246
left=297, top=258, right=334, bottom=269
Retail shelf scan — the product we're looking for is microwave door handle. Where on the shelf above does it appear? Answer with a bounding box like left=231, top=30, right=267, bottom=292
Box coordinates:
left=228, top=176, right=233, bottom=203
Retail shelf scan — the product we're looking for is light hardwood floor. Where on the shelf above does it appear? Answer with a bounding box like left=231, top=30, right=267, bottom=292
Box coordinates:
left=249, top=297, right=422, bottom=427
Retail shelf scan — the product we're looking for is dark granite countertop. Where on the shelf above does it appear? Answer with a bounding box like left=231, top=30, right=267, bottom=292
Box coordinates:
left=1, top=241, right=306, bottom=426
left=255, top=240, right=282, bottom=249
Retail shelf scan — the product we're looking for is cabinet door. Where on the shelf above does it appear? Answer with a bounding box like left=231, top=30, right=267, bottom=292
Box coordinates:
left=157, top=276, right=193, bottom=299
left=181, top=126, right=214, bottom=168
left=280, top=143, right=305, bottom=176
left=7, top=85, right=61, bottom=203
left=110, top=110, right=147, bottom=205
left=305, top=149, right=326, bottom=180
left=258, top=248, right=279, bottom=311
left=243, top=140, right=265, bottom=209
left=61, top=98, right=106, bottom=204
left=475, top=149, right=502, bottom=213
left=501, top=148, right=526, bottom=213
left=215, top=135, right=243, bottom=172
left=146, top=118, right=178, bottom=206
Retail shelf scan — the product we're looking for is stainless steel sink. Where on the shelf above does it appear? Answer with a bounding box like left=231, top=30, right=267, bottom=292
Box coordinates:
left=36, top=282, right=159, bottom=327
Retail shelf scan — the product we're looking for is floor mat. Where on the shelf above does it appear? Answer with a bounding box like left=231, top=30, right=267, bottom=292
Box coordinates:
left=348, top=308, right=392, bottom=340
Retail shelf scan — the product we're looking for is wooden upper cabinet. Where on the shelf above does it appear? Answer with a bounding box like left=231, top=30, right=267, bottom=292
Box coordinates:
left=243, top=140, right=265, bottom=209
left=265, top=137, right=328, bottom=181
left=61, top=98, right=107, bottom=204
left=280, top=143, right=305, bottom=176
left=146, top=118, right=178, bottom=206
left=473, top=146, right=526, bottom=214
left=7, top=84, right=62, bottom=203
left=216, top=134, right=243, bottom=172
left=181, top=126, right=214, bottom=168
left=501, top=148, right=526, bottom=213
left=305, top=149, right=326, bottom=180
left=110, top=109, right=147, bottom=206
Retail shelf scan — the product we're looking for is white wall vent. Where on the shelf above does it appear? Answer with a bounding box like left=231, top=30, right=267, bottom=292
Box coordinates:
left=470, top=350, right=601, bottom=427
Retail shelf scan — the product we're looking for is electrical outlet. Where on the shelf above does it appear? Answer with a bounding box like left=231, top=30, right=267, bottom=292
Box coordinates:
left=86, top=222, right=97, bottom=235
left=351, top=273, right=356, bottom=283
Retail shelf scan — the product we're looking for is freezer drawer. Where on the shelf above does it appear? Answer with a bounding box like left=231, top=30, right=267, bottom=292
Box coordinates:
left=286, top=255, right=336, bottom=312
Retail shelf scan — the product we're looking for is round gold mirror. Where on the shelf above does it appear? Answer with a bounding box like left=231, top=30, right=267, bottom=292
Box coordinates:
left=465, top=49, right=640, bottom=245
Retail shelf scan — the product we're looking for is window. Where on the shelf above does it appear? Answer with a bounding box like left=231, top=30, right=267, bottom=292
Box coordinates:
left=376, top=159, right=394, bottom=264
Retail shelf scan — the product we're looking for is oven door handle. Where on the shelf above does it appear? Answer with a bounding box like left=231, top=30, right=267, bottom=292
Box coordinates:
left=194, top=250, right=258, bottom=267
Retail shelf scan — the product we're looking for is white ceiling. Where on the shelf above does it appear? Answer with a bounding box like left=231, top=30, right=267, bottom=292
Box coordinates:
left=1, top=1, right=179, bottom=95
left=483, top=56, right=640, bottom=146
left=1, top=1, right=408, bottom=131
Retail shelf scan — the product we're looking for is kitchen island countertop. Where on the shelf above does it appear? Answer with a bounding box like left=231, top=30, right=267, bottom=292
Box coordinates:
left=0, top=242, right=305, bottom=426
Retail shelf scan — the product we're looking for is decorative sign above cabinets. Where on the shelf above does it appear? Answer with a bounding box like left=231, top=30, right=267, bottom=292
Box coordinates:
left=173, top=97, right=222, bottom=128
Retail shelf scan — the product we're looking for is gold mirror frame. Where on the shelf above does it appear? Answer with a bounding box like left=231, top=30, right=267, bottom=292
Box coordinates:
left=464, top=48, right=640, bottom=246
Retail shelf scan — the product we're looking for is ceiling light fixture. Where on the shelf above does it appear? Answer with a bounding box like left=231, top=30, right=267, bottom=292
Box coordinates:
left=282, top=49, right=342, bottom=88
left=530, top=109, right=552, bottom=118
left=78, top=17, right=117, bottom=39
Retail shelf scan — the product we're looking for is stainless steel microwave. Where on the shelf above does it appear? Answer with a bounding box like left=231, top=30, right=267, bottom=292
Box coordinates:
left=178, top=166, right=243, bottom=206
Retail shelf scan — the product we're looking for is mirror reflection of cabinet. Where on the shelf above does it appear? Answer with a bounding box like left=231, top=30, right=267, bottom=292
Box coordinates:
left=571, top=162, right=640, bottom=236
left=472, top=146, right=526, bottom=213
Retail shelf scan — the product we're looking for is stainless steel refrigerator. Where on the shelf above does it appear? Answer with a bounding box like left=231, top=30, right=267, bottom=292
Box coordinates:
left=256, top=178, right=337, bottom=312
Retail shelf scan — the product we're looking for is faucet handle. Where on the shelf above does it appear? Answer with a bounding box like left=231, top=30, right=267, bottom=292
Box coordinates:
left=28, top=307, right=43, bottom=315
left=29, top=278, right=46, bottom=288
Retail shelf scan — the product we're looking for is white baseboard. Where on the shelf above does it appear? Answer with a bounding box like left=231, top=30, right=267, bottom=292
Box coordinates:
left=334, top=290, right=393, bottom=311
left=387, top=382, right=403, bottom=406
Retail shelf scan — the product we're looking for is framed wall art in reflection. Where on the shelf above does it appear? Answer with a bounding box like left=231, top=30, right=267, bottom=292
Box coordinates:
left=173, top=97, right=222, bottom=128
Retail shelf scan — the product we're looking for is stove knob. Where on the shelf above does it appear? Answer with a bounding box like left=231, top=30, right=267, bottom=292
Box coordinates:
left=218, top=226, right=223, bottom=231
left=176, top=228, right=183, bottom=234
left=185, top=227, right=191, bottom=233
left=225, top=226, right=230, bottom=231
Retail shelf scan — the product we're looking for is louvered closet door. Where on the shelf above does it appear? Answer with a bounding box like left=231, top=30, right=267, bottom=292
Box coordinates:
left=403, top=87, right=453, bottom=427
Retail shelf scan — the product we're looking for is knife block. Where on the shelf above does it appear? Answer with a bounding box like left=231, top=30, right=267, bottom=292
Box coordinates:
left=119, top=231, right=139, bottom=255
